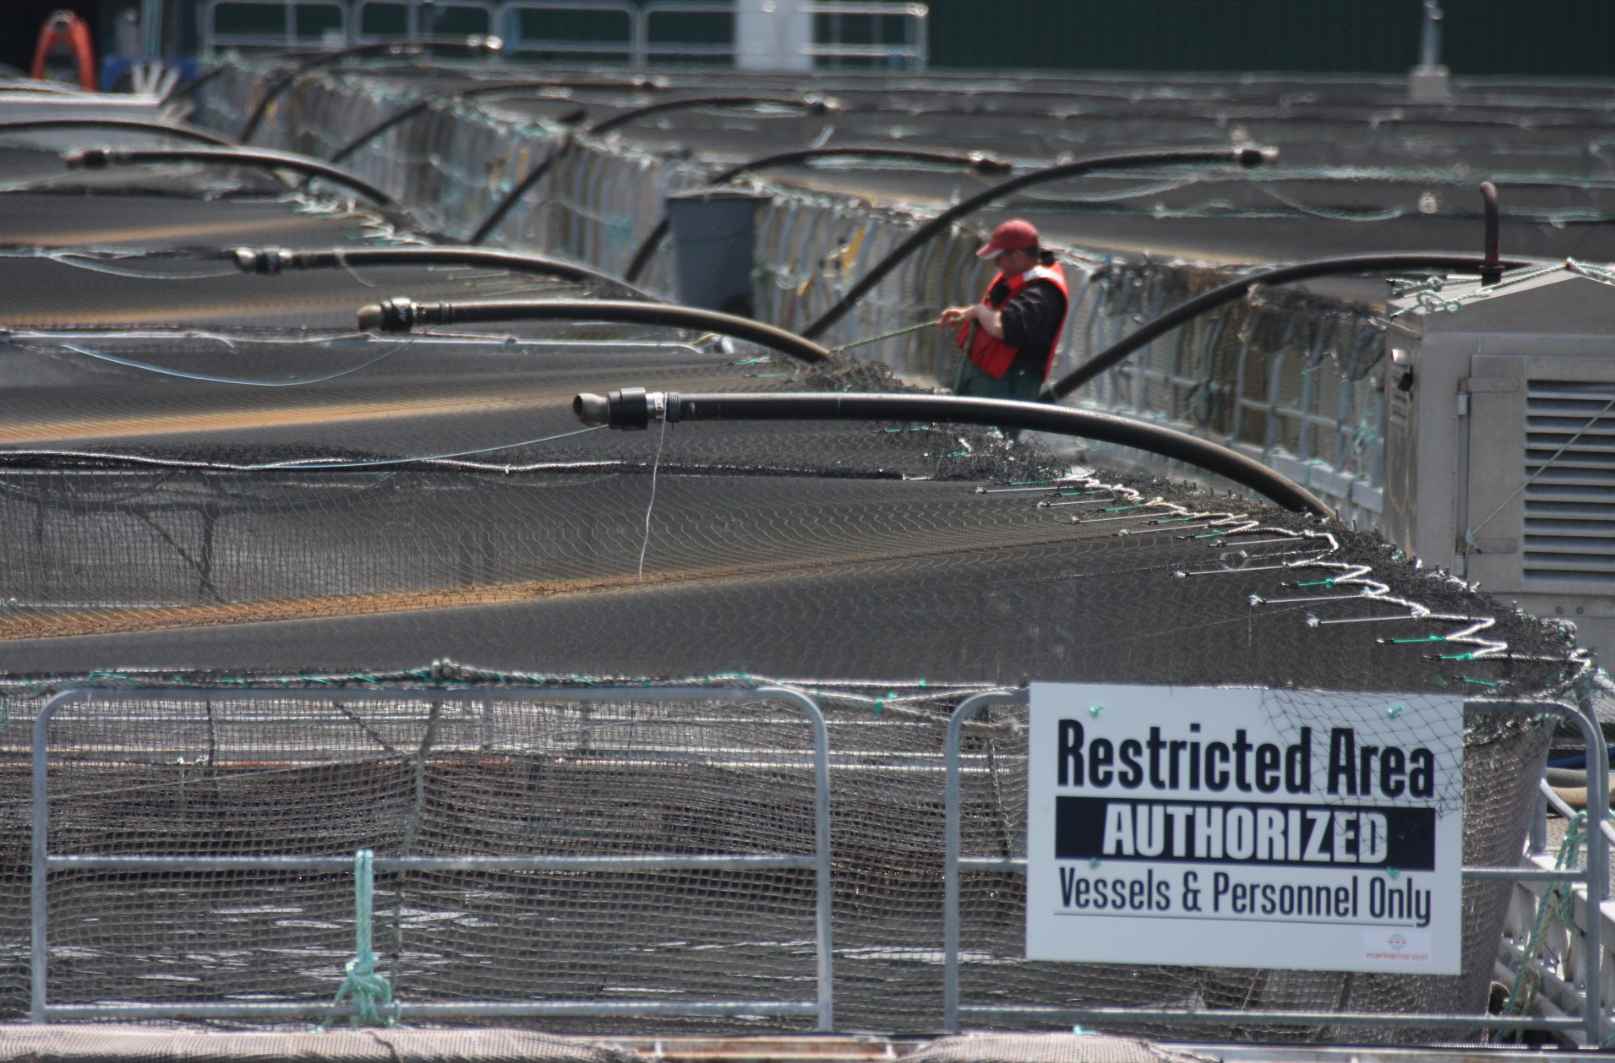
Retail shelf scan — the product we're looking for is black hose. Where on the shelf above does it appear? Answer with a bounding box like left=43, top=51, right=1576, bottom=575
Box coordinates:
left=1044, top=252, right=1532, bottom=401
left=622, top=146, right=1013, bottom=284
left=570, top=389, right=1332, bottom=516
left=801, top=145, right=1274, bottom=341
left=357, top=297, right=831, bottom=365
left=1481, top=182, right=1503, bottom=285
left=162, top=63, right=231, bottom=104
left=0, top=119, right=235, bottom=148
left=237, top=42, right=423, bottom=143
left=467, top=94, right=834, bottom=247
left=325, top=75, right=661, bottom=166
left=585, top=94, right=835, bottom=137
left=63, top=146, right=396, bottom=208
left=465, top=138, right=571, bottom=245
left=235, top=246, right=664, bottom=301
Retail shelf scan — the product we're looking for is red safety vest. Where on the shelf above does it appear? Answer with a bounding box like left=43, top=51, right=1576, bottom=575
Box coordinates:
left=955, top=261, right=1070, bottom=381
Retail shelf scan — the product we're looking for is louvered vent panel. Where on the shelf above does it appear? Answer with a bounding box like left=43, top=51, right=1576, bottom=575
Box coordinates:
left=1524, top=378, right=1615, bottom=585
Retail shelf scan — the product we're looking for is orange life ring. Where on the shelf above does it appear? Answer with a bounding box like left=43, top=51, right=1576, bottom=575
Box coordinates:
left=30, top=10, right=98, bottom=92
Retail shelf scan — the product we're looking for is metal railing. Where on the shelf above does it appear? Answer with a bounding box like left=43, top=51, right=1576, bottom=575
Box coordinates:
left=803, top=2, right=927, bottom=69
left=499, top=0, right=639, bottom=61
left=201, top=0, right=350, bottom=53
left=943, top=689, right=1612, bottom=1045
left=353, top=0, right=498, bottom=38
left=199, top=0, right=927, bottom=69
left=29, top=685, right=834, bottom=1028
left=640, top=1, right=736, bottom=65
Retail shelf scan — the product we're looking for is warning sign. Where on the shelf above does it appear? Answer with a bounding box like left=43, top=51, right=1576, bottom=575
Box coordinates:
left=1024, top=684, right=1464, bottom=974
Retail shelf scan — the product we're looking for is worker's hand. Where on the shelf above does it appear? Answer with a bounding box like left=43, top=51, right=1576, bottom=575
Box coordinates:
left=938, top=305, right=973, bottom=328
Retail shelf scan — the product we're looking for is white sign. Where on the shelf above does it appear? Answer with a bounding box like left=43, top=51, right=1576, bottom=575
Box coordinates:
left=1025, top=684, right=1464, bottom=974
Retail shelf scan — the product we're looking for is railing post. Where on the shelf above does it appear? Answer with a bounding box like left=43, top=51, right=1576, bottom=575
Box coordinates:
left=944, top=689, right=1023, bottom=1033
left=31, top=689, right=92, bottom=1024
left=1419, top=0, right=1443, bottom=70
left=1574, top=682, right=1609, bottom=1045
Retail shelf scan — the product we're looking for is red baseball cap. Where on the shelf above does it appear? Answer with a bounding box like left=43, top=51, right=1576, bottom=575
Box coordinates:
left=976, top=218, right=1039, bottom=259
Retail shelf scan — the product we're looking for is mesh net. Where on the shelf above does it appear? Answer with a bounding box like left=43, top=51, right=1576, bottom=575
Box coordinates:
left=0, top=319, right=1580, bottom=1041
left=0, top=60, right=1597, bottom=1047
left=6, top=690, right=825, bottom=1032
left=950, top=695, right=1553, bottom=1043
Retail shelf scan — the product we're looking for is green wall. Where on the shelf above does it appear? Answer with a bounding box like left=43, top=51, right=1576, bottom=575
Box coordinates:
left=926, top=0, right=1615, bottom=78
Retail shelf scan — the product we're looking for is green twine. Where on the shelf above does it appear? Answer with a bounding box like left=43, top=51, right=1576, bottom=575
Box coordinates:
left=1294, top=577, right=1337, bottom=589
left=326, top=849, right=397, bottom=1028
left=1504, top=813, right=1587, bottom=1024
left=1388, top=634, right=1447, bottom=645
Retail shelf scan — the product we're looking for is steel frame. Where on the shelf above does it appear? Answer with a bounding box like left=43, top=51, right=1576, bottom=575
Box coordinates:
left=942, top=689, right=1611, bottom=1044
left=30, top=685, right=835, bottom=1028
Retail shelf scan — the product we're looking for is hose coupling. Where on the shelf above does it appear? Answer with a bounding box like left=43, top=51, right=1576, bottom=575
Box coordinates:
left=233, top=247, right=296, bottom=274
left=969, top=152, right=1013, bottom=175
left=62, top=147, right=111, bottom=169
left=1235, top=145, right=1279, bottom=167
left=573, top=388, right=670, bottom=430
left=358, top=297, right=418, bottom=333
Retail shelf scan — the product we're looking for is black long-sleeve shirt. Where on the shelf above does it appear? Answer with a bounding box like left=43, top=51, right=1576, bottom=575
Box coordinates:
left=996, top=277, right=1067, bottom=377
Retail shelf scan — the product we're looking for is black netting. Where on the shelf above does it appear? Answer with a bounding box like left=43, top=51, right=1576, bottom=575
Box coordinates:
left=0, top=58, right=1599, bottom=1048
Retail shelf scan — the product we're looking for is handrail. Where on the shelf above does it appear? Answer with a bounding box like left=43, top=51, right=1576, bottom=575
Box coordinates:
left=942, top=694, right=1608, bottom=1044
left=32, top=685, right=835, bottom=1029
left=641, top=1, right=736, bottom=64
left=202, top=0, right=350, bottom=55
left=499, top=0, right=640, bottom=61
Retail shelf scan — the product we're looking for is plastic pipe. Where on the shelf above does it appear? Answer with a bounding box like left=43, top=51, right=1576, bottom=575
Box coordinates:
left=0, top=119, right=234, bottom=148
left=235, top=246, right=663, bottom=301
left=63, top=146, right=396, bottom=208
left=801, top=145, right=1274, bottom=340
left=570, top=388, right=1333, bottom=516
left=357, top=297, right=831, bottom=365
left=1045, top=252, right=1531, bottom=401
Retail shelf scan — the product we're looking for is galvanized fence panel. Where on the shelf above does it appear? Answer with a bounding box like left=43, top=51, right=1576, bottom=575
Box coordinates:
left=29, top=685, right=834, bottom=1028
left=942, top=689, right=1610, bottom=1045
left=499, top=0, right=641, bottom=62
left=201, top=0, right=350, bottom=53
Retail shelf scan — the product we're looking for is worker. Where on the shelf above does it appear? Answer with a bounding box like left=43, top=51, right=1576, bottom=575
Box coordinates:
left=937, top=218, right=1069, bottom=403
